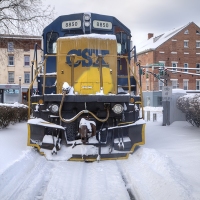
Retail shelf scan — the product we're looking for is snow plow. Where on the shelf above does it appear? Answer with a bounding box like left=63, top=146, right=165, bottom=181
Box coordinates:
left=27, top=12, right=145, bottom=161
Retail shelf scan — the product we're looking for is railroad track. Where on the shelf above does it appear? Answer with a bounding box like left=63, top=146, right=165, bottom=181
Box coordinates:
left=0, top=149, right=136, bottom=200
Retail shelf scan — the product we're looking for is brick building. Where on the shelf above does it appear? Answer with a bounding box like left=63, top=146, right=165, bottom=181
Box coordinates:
left=0, top=34, right=42, bottom=103
left=136, top=22, right=200, bottom=92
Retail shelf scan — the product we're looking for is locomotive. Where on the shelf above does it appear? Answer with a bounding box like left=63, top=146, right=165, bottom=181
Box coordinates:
left=27, top=12, right=145, bottom=161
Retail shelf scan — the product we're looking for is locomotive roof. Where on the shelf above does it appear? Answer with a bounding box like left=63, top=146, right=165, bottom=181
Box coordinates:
left=43, top=12, right=131, bottom=36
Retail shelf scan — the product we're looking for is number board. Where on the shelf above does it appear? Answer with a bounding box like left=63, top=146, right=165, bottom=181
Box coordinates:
left=62, top=20, right=81, bottom=29
left=93, top=20, right=112, bottom=30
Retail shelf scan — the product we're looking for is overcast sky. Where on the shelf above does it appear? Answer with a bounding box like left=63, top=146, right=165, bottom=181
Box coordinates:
left=44, top=0, right=200, bottom=46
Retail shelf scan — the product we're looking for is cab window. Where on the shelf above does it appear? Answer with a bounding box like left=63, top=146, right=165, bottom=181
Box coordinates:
left=116, top=33, right=127, bottom=54
left=47, top=32, right=59, bottom=54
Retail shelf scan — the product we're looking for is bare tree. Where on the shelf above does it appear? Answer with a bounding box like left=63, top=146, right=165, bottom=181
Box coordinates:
left=0, top=0, right=55, bottom=35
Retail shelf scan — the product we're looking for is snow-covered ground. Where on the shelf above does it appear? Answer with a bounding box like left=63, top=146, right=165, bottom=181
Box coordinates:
left=0, top=107, right=200, bottom=200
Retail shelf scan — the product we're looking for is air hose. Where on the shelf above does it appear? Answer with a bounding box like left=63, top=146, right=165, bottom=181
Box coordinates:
left=59, top=90, right=109, bottom=123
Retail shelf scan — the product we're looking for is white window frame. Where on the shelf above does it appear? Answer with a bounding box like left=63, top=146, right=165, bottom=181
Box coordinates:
left=184, top=63, right=188, bottom=72
left=184, top=40, right=189, bottom=48
left=196, top=41, right=200, bottom=48
left=172, top=62, right=178, bottom=71
left=7, top=42, right=14, bottom=52
left=8, top=55, right=14, bottom=66
left=184, top=30, right=189, bottom=34
left=196, top=80, right=200, bottom=90
left=171, top=79, right=178, bottom=89
left=183, top=79, right=188, bottom=90
left=24, top=72, right=30, bottom=83
left=8, top=72, right=14, bottom=83
left=24, top=55, right=30, bottom=66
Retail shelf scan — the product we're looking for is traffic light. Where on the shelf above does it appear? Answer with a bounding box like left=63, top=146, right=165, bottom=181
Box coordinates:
left=159, top=69, right=164, bottom=76
left=164, top=68, right=167, bottom=75
left=142, top=68, right=145, bottom=75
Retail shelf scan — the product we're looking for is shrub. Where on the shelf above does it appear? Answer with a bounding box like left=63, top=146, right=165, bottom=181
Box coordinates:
left=177, top=94, right=200, bottom=127
left=0, top=103, right=28, bottom=128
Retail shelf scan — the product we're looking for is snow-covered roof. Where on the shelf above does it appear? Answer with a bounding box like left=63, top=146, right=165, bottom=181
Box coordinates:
left=137, top=22, right=191, bottom=54
left=0, top=34, right=41, bottom=40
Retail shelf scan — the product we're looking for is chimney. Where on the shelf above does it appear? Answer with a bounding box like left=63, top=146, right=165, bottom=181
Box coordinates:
left=148, top=33, right=154, bottom=39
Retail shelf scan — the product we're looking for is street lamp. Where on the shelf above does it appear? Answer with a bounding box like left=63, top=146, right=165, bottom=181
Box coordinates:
left=19, top=76, right=22, bottom=103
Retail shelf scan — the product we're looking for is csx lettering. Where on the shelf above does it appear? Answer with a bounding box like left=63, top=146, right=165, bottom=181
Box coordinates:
left=66, top=49, right=109, bottom=67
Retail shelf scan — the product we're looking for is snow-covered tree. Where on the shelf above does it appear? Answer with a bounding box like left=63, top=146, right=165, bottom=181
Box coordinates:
left=177, top=94, right=200, bottom=127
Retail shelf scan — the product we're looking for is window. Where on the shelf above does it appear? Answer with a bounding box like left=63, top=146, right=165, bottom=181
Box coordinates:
left=184, top=63, right=188, bottom=72
left=8, top=42, right=14, bottom=52
left=8, top=72, right=14, bottom=83
left=184, top=40, right=188, bottom=48
left=47, top=32, right=59, bottom=53
left=196, top=30, right=200, bottom=35
left=172, top=62, right=177, bottom=71
left=24, top=55, right=30, bottom=66
left=8, top=55, right=14, bottom=66
left=184, top=30, right=189, bottom=34
left=196, top=41, right=200, bottom=48
left=116, top=33, right=127, bottom=54
left=159, top=79, right=164, bottom=90
left=171, top=79, right=178, bottom=89
left=24, top=72, right=30, bottom=83
left=183, top=80, right=188, bottom=90
left=196, top=63, right=200, bottom=73
left=196, top=80, right=200, bottom=90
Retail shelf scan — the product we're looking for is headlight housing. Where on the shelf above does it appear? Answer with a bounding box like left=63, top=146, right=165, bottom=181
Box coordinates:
left=84, top=14, right=90, bottom=20
left=84, top=21, right=90, bottom=27
left=112, top=104, right=123, bottom=114
left=49, top=104, right=59, bottom=114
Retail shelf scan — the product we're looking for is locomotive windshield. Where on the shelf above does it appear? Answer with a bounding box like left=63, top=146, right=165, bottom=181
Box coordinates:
left=47, top=32, right=59, bottom=54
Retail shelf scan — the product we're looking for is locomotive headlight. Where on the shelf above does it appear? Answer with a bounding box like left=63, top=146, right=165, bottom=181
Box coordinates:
left=49, top=104, right=59, bottom=114
left=84, top=21, right=90, bottom=27
left=84, top=14, right=90, bottom=20
left=112, top=104, right=123, bottom=114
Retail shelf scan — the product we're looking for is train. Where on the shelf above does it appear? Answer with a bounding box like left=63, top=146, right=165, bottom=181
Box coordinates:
left=27, top=12, right=145, bottom=161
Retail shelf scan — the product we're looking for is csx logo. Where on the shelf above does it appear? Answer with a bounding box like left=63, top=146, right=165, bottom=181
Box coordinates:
left=66, top=49, right=109, bottom=67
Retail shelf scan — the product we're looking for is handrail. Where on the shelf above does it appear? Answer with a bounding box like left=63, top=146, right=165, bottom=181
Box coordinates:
left=129, top=64, right=144, bottom=119
left=98, top=55, right=103, bottom=90
left=28, top=59, right=46, bottom=119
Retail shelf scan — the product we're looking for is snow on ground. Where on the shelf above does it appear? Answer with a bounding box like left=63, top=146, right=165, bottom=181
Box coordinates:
left=0, top=107, right=200, bottom=200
